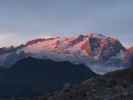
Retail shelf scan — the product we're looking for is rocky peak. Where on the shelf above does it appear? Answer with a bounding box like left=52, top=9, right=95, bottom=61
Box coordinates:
left=124, top=47, right=133, bottom=67
left=81, top=33, right=125, bottom=62
left=22, top=33, right=126, bottom=62
left=0, top=33, right=131, bottom=74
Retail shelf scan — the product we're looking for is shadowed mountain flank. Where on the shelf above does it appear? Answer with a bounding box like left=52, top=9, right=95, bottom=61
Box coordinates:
left=0, top=57, right=95, bottom=96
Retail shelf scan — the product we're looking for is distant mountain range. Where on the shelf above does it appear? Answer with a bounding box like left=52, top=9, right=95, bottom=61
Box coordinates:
left=0, top=33, right=132, bottom=74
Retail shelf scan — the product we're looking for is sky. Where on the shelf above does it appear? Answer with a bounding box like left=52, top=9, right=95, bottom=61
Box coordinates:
left=0, top=0, right=132, bottom=47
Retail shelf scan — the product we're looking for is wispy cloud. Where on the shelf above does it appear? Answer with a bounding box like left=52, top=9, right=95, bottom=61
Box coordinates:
left=0, top=32, right=21, bottom=47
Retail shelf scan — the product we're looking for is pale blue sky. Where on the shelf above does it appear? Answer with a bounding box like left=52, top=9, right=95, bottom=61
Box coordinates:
left=0, top=0, right=132, bottom=47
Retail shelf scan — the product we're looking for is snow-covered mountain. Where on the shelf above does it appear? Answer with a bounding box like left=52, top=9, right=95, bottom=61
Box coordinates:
left=0, top=33, right=132, bottom=74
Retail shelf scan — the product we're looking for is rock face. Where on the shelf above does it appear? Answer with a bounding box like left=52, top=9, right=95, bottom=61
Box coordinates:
left=128, top=47, right=133, bottom=53
left=0, top=33, right=131, bottom=74
left=125, top=47, right=133, bottom=66
left=23, top=33, right=125, bottom=62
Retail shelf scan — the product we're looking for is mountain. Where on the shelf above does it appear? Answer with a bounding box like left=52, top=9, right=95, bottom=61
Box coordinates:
left=124, top=47, right=133, bottom=67
left=127, top=47, right=133, bottom=53
left=2, top=67, right=133, bottom=100
left=44, top=68, right=133, bottom=100
left=22, top=33, right=125, bottom=63
left=0, top=33, right=132, bottom=74
left=0, top=57, right=95, bottom=96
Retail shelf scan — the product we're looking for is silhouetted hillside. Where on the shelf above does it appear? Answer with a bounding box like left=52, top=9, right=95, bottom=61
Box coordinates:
left=0, top=57, right=95, bottom=96
left=1, top=67, right=133, bottom=100
left=44, top=68, right=133, bottom=100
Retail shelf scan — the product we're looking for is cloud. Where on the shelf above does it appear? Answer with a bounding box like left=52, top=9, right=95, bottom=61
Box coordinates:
left=0, top=32, right=21, bottom=47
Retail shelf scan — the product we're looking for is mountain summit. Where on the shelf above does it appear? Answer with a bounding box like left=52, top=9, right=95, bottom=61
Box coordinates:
left=0, top=33, right=132, bottom=74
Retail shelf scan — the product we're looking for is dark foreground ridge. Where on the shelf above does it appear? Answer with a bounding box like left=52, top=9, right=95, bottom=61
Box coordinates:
left=0, top=67, right=133, bottom=100
left=44, top=68, right=133, bottom=100
left=0, top=57, right=95, bottom=96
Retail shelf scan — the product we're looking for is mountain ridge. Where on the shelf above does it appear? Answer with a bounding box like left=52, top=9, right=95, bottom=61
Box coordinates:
left=0, top=33, right=132, bottom=74
left=45, top=67, right=133, bottom=100
left=0, top=57, right=95, bottom=96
